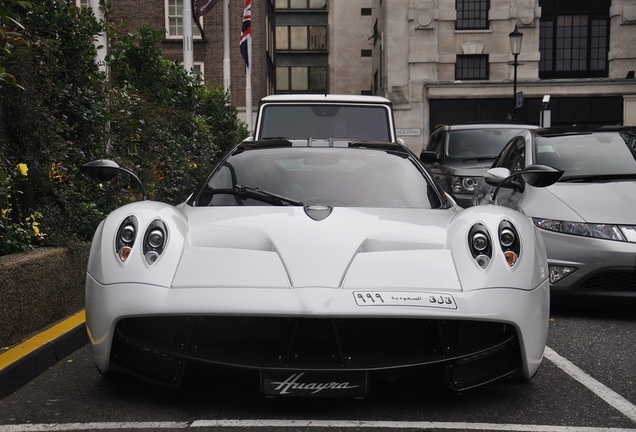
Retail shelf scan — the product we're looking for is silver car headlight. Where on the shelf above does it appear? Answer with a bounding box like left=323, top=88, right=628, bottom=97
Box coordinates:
left=532, top=218, right=630, bottom=242
left=115, top=216, right=138, bottom=262
left=450, top=176, right=480, bottom=194
left=143, top=219, right=168, bottom=265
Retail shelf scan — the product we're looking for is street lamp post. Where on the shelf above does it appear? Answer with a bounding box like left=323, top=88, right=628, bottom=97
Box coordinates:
left=509, top=25, right=523, bottom=121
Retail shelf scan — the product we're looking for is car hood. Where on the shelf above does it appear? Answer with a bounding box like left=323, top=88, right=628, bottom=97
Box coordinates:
left=438, top=161, right=494, bottom=176
left=543, top=181, right=636, bottom=224
left=172, top=207, right=459, bottom=290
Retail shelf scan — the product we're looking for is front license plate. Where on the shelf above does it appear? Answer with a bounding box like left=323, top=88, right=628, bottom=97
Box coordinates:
left=261, top=370, right=368, bottom=398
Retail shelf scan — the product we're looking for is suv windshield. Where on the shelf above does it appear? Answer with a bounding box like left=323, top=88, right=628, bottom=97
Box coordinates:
left=194, top=147, right=440, bottom=209
left=259, top=105, right=391, bottom=141
left=446, top=128, right=526, bottom=161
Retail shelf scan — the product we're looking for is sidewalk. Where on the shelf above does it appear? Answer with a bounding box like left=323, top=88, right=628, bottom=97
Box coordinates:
left=0, top=310, right=87, bottom=399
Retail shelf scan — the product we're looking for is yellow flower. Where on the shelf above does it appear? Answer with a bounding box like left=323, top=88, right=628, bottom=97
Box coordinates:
left=17, top=163, right=28, bottom=176
left=33, top=224, right=40, bottom=235
left=1, top=208, right=8, bottom=218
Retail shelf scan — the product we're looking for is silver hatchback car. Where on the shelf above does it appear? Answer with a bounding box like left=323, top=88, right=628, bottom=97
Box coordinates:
left=473, top=127, right=636, bottom=301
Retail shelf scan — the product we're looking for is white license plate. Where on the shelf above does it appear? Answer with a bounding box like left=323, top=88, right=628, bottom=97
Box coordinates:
left=354, top=291, right=457, bottom=309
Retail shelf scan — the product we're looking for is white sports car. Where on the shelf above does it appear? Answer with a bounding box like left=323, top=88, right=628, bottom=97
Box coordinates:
left=82, top=139, right=559, bottom=398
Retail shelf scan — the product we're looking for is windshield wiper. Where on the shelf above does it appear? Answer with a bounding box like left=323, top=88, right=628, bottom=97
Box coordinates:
left=559, top=173, right=636, bottom=183
left=234, top=184, right=303, bottom=206
left=462, top=156, right=497, bottom=162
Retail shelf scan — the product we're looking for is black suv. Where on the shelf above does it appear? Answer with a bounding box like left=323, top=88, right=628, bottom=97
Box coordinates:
left=420, top=123, right=538, bottom=207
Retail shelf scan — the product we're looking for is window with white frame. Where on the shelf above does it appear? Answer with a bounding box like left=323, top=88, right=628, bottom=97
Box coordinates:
left=193, top=62, right=204, bottom=80
left=166, top=0, right=202, bottom=39
left=76, top=0, right=90, bottom=8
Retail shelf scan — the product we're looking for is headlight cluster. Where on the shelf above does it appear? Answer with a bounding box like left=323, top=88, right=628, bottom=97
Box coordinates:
left=468, top=220, right=520, bottom=269
left=115, top=216, right=138, bottom=262
left=451, top=176, right=480, bottom=194
left=115, top=216, right=167, bottom=265
left=532, top=218, right=636, bottom=243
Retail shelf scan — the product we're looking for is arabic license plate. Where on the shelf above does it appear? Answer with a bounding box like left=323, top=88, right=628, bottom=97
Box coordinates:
left=261, top=370, right=368, bottom=398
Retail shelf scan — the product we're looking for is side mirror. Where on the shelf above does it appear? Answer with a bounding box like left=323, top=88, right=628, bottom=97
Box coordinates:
left=81, top=159, right=148, bottom=200
left=490, top=164, right=564, bottom=203
left=419, top=150, right=439, bottom=164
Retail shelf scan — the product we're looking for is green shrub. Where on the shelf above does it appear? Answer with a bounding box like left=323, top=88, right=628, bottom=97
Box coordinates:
left=0, top=2, right=249, bottom=256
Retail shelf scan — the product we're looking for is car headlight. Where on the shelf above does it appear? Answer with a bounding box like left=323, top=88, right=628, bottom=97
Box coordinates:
left=143, top=219, right=168, bottom=265
left=468, top=223, right=492, bottom=269
left=498, top=220, right=520, bottom=267
left=115, top=216, right=138, bottom=262
left=451, top=176, right=479, bottom=194
left=532, top=218, right=630, bottom=242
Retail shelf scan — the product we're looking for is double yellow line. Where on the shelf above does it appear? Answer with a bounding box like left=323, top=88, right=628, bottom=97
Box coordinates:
left=0, top=310, right=86, bottom=371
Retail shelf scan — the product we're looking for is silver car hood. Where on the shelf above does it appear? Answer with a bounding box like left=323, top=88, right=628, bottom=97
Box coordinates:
left=172, top=207, right=459, bottom=290
left=546, top=181, right=636, bottom=224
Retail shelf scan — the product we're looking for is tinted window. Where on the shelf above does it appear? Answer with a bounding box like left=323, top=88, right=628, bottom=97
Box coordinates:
left=259, top=105, right=391, bottom=141
left=446, top=128, right=525, bottom=161
left=493, top=137, right=526, bottom=173
left=196, top=147, right=440, bottom=209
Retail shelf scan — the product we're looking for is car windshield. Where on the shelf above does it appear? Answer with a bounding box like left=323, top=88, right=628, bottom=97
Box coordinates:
left=446, top=128, right=526, bottom=161
left=534, top=131, right=636, bottom=180
left=258, top=105, right=391, bottom=141
left=194, top=147, right=441, bottom=209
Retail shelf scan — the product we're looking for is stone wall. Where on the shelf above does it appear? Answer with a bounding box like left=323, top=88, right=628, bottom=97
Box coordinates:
left=0, top=244, right=90, bottom=349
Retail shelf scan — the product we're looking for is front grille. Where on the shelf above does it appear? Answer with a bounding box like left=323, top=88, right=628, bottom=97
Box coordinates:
left=580, top=270, right=636, bottom=292
left=113, top=316, right=518, bottom=371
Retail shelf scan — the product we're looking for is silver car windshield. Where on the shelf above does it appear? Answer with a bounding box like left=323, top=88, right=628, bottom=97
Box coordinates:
left=196, top=147, right=440, bottom=208
left=535, top=131, right=636, bottom=180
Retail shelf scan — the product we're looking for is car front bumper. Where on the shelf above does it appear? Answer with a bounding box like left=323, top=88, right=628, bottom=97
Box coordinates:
left=86, top=274, right=550, bottom=393
left=541, top=231, right=636, bottom=299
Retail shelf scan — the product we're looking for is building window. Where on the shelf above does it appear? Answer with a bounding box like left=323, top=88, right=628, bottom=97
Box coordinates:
left=166, top=0, right=201, bottom=39
left=361, top=49, right=372, bottom=57
left=276, top=25, right=327, bottom=50
left=276, top=66, right=327, bottom=92
left=539, top=0, right=609, bottom=79
left=193, top=62, right=204, bottom=80
left=276, top=0, right=327, bottom=9
left=361, top=8, right=372, bottom=16
left=456, top=0, right=489, bottom=30
left=76, top=0, right=90, bottom=8
left=455, top=55, right=489, bottom=80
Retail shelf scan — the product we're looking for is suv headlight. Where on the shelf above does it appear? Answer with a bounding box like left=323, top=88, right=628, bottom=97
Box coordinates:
left=532, top=218, right=632, bottom=242
left=451, top=176, right=479, bottom=194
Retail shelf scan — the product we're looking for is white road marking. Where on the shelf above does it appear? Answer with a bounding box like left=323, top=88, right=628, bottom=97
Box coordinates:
left=191, top=420, right=636, bottom=430
left=544, top=346, right=636, bottom=423
left=1, top=421, right=636, bottom=432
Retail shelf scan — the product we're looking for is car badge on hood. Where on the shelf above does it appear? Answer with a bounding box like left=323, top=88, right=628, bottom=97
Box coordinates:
left=304, top=204, right=333, bottom=221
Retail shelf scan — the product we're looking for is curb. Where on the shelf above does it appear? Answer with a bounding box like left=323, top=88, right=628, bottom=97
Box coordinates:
left=0, top=310, right=88, bottom=400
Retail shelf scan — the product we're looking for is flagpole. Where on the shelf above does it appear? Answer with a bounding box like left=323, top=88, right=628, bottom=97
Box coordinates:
left=246, top=64, right=252, bottom=132
left=182, top=0, right=194, bottom=72
left=223, top=0, right=231, bottom=93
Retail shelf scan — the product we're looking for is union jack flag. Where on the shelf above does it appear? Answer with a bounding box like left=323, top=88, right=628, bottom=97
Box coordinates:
left=240, top=0, right=252, bottom=67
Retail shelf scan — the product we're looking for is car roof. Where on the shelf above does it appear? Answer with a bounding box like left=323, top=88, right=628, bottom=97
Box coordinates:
left=435, top=123, right=539, bottom=132
left=532, top=125, right=636, bottom=137
left=259, top=94, right=392, bottom=105
left=236, top=138, right=408, bottom=153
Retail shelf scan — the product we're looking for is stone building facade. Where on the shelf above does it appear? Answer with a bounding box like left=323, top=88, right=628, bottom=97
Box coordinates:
left=374, top=0, right=636, bottom=153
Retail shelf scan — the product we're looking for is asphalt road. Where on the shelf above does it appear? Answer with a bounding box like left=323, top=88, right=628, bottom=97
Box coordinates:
left=1, top=302, right=635, bottom=432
